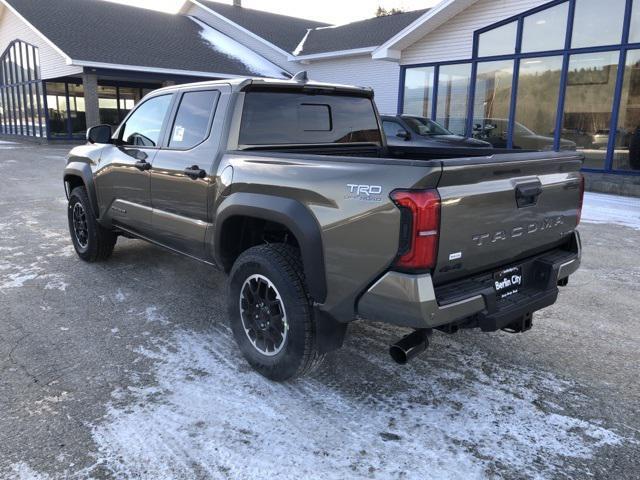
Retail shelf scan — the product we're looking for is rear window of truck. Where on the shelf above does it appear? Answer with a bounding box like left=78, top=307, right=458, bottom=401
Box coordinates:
left=239, top=91, right=382, bottom=146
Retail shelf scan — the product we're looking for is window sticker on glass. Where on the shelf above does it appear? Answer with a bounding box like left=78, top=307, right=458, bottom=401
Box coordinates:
left=173, top=125, right=185, bottom=143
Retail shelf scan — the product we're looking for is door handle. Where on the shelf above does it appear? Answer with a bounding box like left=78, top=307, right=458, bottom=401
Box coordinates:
left=134, top=160, right=151, bottom=171
left=184, top=165, right=206, bottom=179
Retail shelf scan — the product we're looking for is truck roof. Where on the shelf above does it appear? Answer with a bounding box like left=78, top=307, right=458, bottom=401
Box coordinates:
left=152, top=76, right=374, bottom=97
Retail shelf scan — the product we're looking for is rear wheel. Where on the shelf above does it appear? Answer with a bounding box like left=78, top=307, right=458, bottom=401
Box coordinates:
left=228, top=244, right=324, bottom=381
left=67, top=186, right=116, bottom=262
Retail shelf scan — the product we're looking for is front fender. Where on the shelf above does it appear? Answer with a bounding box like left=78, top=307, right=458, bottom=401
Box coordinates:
left=63, top=161, right=100, bottom=218
left=215, top=192, right=327, bottom=303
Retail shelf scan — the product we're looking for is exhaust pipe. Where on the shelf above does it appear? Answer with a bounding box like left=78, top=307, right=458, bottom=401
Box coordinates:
left=389, top=329, right=431, bottom=364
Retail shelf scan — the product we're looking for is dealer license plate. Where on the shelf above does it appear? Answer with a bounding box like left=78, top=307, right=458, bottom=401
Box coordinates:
left=493, top=266, right=523, bottom=299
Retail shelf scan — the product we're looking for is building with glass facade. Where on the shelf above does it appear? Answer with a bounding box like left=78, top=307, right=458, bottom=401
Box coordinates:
left=393, top=0, right=640, bottom=182
left=0, top=0, right=299, bottom=141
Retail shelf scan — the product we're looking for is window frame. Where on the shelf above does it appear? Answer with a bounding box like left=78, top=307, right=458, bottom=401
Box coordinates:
left=398, top=0, right=640, bottom=175
left=164, top=88, right=221, bottom=151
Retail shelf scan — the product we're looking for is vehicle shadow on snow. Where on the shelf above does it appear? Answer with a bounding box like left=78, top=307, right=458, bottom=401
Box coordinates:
left=80, top=239, right=627, bottom=480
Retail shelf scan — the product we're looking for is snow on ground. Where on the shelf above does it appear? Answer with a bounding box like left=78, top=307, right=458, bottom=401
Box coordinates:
left=87, top=322, right=623, bottom=480
left=190, top=17, right=289, bottom=79
left=582, top=192, right=640, bottom=230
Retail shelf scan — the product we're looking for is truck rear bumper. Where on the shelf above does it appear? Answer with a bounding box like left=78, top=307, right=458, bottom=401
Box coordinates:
left=357, top=231, right=581, bottom=330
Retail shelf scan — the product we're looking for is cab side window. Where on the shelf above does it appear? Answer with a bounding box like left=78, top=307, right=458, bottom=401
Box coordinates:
left=121, top=95, right=173, bottom=147
left=383, top=120, right=403, bottom=137
left=169, top=90, right=220, bottom=149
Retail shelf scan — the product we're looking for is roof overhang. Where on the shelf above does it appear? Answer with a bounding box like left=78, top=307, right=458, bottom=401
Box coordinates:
left=291, top=46, right=376, bottom=62
left=72, top=60, right=250, bottom=79
left=372, top=0, right=479, bottom=60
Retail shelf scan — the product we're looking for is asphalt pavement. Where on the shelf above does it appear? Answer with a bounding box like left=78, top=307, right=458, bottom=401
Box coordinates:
left=0, top=141, right=638, bottom=479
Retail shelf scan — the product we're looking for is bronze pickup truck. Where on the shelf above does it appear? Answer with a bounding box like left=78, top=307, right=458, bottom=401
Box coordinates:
left=63, top=75, right=583, bottom=380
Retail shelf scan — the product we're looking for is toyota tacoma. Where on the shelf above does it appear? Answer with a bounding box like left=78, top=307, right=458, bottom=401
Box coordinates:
left=63, top=75, right=584, bottom=380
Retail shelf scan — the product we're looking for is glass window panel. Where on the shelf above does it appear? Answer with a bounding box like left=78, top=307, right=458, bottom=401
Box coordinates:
left=169, top=90, right=219, bottom=149
left=20, top=42, right=28, bottom=82
left=240, top=92, right=382, bottom=146
left=514, top=56, right=565, bottom=151
left=477, top=22, right=517, bottom=58
left=472, top=60, right=514, bottom=147
left=435, top=63, right=471, bottom=135
left=572, top=0, right=625, bottom=48
left=0, top=88, right=5, bottom=133
left=68, top=83, right=86, bottom=136
left=45, top=82, right=69, bottom=137
left=562, top=52, right=620, bottom=169
left=402, top=66, right=435, bottom=117
left=613, top=50, right=640, bottom=171
left=98, top=85, right=118, bottom=126
left=382, top=120, right=404, bottom=137
left=117, top=87, right=142, bottom=122
left=521, top=2, right=568, bottom=53
left=121, top=94, right=172, bottom=147
left=631, top=1, right=640, bottom=44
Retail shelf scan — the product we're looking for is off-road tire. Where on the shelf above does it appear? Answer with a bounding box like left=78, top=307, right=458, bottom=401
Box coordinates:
left=228, top=243, right=324, bottom=381
left=67, top=186, right=116, bottom=262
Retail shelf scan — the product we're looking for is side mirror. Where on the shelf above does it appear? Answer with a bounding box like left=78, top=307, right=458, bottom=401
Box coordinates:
left=396, top=129, right=411, bottom=140
left=87, top=124, right=112, bottom=144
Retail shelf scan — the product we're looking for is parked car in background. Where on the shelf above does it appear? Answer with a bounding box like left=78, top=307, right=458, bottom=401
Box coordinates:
left=592, top=129, right=630, bottom=150
left=382, top=115, right=491, bottom=148
left=473, top=118, right=576, bottom=151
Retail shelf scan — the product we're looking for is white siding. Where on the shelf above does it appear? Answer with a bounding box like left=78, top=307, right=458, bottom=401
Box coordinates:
left=0, top=5, right=81, bottom=79
left=185, top=3, right=300, bottom=74
left=305, top=56, right=400, bottom=114
left=401, top=0, right=548, bottom=65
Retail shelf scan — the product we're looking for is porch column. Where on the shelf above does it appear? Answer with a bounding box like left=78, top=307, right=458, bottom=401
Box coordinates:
left=82, top=72, right=100, bottom=128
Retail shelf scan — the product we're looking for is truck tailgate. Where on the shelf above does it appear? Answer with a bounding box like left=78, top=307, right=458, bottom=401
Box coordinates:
left=434, top=151, right=583, bottom=285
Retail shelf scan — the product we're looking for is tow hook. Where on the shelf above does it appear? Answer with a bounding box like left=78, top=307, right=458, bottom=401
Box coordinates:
left=389, top=328, right=432, bottom=364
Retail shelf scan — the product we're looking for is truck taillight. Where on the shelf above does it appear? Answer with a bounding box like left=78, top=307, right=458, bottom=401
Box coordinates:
left=577, top=174, right=585, bottom=226
left=390, top=189, right=441, bottom=272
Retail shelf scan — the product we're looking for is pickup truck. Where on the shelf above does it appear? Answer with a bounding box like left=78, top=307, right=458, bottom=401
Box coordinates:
left=63, top=75, right=584, bottom=381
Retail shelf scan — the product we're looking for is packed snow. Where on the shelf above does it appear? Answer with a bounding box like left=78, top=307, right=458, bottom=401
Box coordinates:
left=582, top=192, right=640, bottom=230
left=190, top=17, right=289, bottom=79
left=84, top=322, right=623, bottom=479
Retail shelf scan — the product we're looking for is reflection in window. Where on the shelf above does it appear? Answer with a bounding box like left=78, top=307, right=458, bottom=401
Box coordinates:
left=382, top=120, right=404, bottom=137
left=521, top=2, right=568, bottom=53
left=118, top=87, right=141, bottom=122
left=613, top=50, right=640, bottom=171
left=630, top=0, right=640, bottom=44
left=121, top=94, right=172, bottom=147
left=169, top=90, right=218, bottom=149
left=46, top=82, right=68, bottom=138
left=403, top=66, right=434, bottom=118
left=514, top=56, right=565, bottom=151
left=67, top=83, right=86, bottom=135
left=477, top=22, right=517, bottom=58
left=435, top=63, right=471, bottom=135
left=472, top=60, right=514, bottom=147
left=562, top=52, right=619, bottom=169
left=98, top=86, right=119, bottom=127
left=572, top=0, right=625, bottom=48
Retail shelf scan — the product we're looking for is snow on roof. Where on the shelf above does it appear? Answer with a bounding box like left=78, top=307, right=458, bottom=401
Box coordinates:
left=190, top=17, right=290, bottom=79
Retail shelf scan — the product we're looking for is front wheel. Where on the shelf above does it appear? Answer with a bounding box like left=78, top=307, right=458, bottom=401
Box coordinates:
left=67, top=186, right=116, bottom=262
left=228, top=244, right=324, bottom=381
